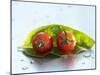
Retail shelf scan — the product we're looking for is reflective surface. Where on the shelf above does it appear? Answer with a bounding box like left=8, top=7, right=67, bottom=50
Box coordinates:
left=12, top=1, right=96, bottom=74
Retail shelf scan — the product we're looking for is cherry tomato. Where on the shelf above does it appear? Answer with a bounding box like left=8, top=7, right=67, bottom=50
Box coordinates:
left=32, top=32, right=53, bottom=56
left=56, top=31, right=76, bottom=54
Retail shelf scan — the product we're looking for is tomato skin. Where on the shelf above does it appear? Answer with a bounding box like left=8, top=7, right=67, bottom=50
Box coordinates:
left=56, top=31, right=76, bottom=54
left=32, top=32, right=53, bottom=56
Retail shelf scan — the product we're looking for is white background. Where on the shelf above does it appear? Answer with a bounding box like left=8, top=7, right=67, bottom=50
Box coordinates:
left=12, top=1, right=96, bottom=74
left=0, top=0, right=100, bottom=75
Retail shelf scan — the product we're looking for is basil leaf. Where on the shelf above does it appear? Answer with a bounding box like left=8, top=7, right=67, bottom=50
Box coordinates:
left=19, top=24, right=95, bottom=57
left=22, top=47, right=61, bottom=58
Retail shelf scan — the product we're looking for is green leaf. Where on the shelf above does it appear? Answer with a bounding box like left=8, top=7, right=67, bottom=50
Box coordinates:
left=22, top=47, right=61, bottom=58
left=73, top=46, right=88, bottom=54
left=19, top=24, right=95, bottom=57
left=22, top=48, right=46, bottom=58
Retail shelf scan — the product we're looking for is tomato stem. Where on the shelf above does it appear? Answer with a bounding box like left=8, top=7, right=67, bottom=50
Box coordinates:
left=64, top=30, right=67, bottom=35
left=37, top=40, right=45, bottom=48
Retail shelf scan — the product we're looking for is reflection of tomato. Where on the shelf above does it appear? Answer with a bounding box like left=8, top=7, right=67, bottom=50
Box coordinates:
left=56, top=31, right=76, bottom=54
left=61, top=55, right=77, bottom=67
left=32, top=32, right=53, bottom=56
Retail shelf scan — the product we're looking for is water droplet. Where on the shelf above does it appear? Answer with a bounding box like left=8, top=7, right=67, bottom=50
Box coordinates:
left=59, top=8, right=63, bottom=11
left=46, top=16, right=49, bottom=18
left=18, top=48, right=23, bottom=52
left=67, top=5, right=72, bottom=8
left=20, top=59, right=24, bottom=62
left=22, top=67, right=28, bottom=70
left=92, top=57, right=94, bottom=59
left=83, top=52, right=91, bottom=58
left=30, top=61, right=34, bottom=64
left=82, top=62, right=85, bottom=64
left=18, top=50, right=23, bottom=52
left=61, top=55, right=68, bottom=59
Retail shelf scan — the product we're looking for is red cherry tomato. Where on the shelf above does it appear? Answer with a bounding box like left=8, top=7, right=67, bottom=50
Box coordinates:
left=32, top=32, right=53, bottom=56
left=56, top=31, right=76, bottom=54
